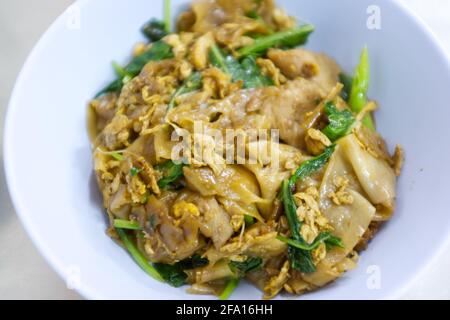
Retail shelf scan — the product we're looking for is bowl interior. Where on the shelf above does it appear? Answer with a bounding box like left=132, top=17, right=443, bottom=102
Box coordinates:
left=5, top=0, right=450, bottom=299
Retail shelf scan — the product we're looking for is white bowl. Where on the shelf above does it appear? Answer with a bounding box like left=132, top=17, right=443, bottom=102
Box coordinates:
left=4, top=0, right=450, bottom=300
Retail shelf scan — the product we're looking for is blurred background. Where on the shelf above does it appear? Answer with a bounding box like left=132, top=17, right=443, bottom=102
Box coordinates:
left=1, top=0, right=449, bottom=299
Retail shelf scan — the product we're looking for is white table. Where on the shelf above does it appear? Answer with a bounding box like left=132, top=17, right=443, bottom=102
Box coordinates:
left=0, top=0, right=449, bottom=299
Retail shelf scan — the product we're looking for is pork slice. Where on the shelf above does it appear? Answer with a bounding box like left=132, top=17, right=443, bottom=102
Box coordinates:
left=268, top=48, right=341, bottom=93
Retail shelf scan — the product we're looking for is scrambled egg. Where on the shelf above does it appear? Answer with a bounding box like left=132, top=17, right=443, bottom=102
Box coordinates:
left=328, top=176, right=354, bottom=206
left=305, top=128, right=332, bottom=156
left=294, top=187, right=331, bottom=244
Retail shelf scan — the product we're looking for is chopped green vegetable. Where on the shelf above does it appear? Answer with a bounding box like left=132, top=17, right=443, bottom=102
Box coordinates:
left=96, top=41, right=173, bottom=97
left=325, top=235, right=344, bottom=250
left=142, top=19, right=168, bottom=42
left=130, top=167, right=141, bottom=177
left=281, top=145, right=339, bottom=273
left=167, top=72, right=203, bottom=110
left=111, top=152, right=124, bottom=161
left=349, top=46, right=375, bottom=130
left=229, top=257, right=262, bottom=277
left=246, top=10, right=260, bottom=19
left=281, top=180, right=316, bottom=273
left=155, top=160, right=185, bottom=188
left=240, top=56, right=274, bottom=88
left=339, top=73, right=353, bottom=102
left=289, top=144, right=336, bottom=187
left=209, top=45, right=273, bottom=89
left=95, top=79, right=124, bottom=98
left=178, top=255, right=209, bottom=270
left=116, top=228, right=164, bottom=282
left=164, top=0, right=171, bottom=33
left=322, top=101, right=355, bottom=141
left=126, top=41, right=173, bottom=76
left=277, top=232, right=343, bottom=251
left=112, top=61, right=129, bottom=78
left=114, top=219, right=142, bottom=230
left=219, top=257, right=262, bottom=299
left=153, top=263, right=187, bottom=287
left=209, top=45, right=242, bottom=79
left=154, top=255, right=209, bottom=288
left=219, top=278, right=240, bottom=300
left=244, top=215, right=255, bottom=226
left=237, top=24, right=314, bottom=57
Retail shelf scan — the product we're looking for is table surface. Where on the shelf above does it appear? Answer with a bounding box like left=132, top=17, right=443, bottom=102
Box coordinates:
left=1, top=0, right=449, bottom=300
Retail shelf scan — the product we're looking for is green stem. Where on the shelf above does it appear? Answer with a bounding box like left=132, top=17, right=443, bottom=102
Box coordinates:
left=237, top=24, right=314, bottom=56
left=219, top=278, right=240, bottom=300
left=164, top=0, right=171, bottom=33
left=116, top=228, right=164, bottom=282
left=349, top=46, right=375, bottom=130
left=111, top=152, right=124, bottom=161
left=114, top=219, right=142, bottom=230
left=277, top=233, right=334, bottom=251
left=210, top=44, right=230, bottom=74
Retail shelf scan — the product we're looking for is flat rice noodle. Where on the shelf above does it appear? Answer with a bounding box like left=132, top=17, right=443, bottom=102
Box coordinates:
left=340, top=134, right=396, bottom=219
left=302, top=146, right=375, bottom=287
left=183, top=165, right=265, bottom=205
left=244, top=141, right=302, bottom=218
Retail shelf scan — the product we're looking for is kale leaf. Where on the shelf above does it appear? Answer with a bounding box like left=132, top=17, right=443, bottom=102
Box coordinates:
left=155, top=160, right=185, bottom=189
left=322, top=101, right=355, bottom=142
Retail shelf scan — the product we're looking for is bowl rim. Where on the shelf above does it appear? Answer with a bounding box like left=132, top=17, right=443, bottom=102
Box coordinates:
left=4, top=0, right=450, bottom=300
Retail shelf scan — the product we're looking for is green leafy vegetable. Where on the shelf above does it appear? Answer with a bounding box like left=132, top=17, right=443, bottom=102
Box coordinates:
left=277, top=232, right=344, bottom=251
left=154, top=255, right=209, bottom=288
left=178, top=255, right=209, bottom=270
left=237, top=24, right=314, bottom=57
left=155, top=160, right=185, bottom=188
left=153, top=263, right=187, bottom=287
left=281, top=180, right=316, bottom=273
left=125, top=41, right=173, bottom=76
left=114, top=219, right=141, bottom=230
left=219, top=278, right=240, bottom=300
left=244, top=215, right=255, bottom=226
left=246, top=10, right=260, bottom=19
left=111, top=152, right=124, bottom=161
left=289, top=144, right=336, bottom=187
left=220, top=257, right=262, bottom=299
left=96, top=41, right=173, bottom=97
left=322, top=101, right=355, bottom=141
left=116, top=228, right=164, bottom=282
left=167, top=72, right=203, bottom=110
left=325, top=235, right=345, bottom=250
left=95, top=79, right=124, bottom=98
left=281, top=145, right=339, bottom=273
left=142, top=19, right=168, bottom=42
left=229, top=257, right=262, bottom=277
left=349, top=46, right=375, bottom=130
left=112, top=61, right=129, bottom=78
left=209, top=45, right=273, bottom=89
left=130, top=167, right=141, bottom=177
left=240, top=56, right=274, bottom=88
left=339, top=73, right=353, bottom=102
left=142, top=0, right=171, bottom=40
left=209, top=45, right=242, bottom=78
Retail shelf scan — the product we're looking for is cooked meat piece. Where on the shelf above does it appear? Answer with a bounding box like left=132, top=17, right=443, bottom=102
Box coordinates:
left=268, top=48, right=341, bottom=92
left=258, top=78, right=325, bottom=148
